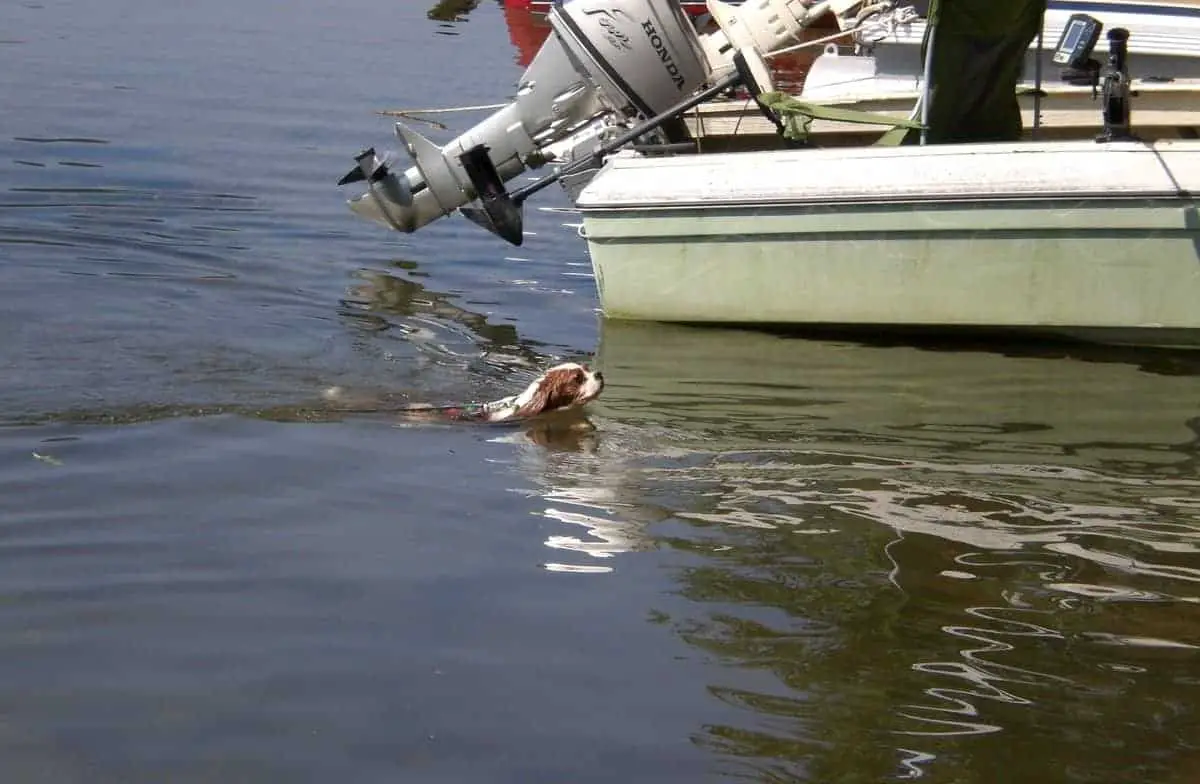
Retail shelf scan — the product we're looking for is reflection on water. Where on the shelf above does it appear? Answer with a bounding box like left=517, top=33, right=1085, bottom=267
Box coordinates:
left=495, top=423, right=649, bottom=574
left=12, top=266, right=601, bottom=438
left=427, top=0, right=481, bottom=23
left=511, top=320, right=1200, bottom=781
left=340, top=266, right=545, bottom=371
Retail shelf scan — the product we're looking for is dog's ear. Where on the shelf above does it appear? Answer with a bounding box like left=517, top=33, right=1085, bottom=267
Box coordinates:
left=514, top=367, right=585, bottom=417
left=514, top=375, right=554, bottom=418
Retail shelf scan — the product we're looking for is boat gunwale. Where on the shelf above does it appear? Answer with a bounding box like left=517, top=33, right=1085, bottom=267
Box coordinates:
left=577, top=192, right=1195, bottom=212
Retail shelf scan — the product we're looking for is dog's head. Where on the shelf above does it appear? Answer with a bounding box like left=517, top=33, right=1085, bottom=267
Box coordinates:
left=512, top=362, right=604, bottom=418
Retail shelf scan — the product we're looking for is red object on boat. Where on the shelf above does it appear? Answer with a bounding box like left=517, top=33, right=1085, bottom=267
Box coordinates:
left=501, top=2, right=552, bottom=66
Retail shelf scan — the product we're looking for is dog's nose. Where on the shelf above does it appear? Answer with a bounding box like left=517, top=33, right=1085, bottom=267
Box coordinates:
left=594, top=371, right=604, bottom=383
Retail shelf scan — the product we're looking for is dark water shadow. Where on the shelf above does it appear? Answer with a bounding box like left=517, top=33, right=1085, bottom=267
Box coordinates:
left=683, top=322, right=1200, bottom=379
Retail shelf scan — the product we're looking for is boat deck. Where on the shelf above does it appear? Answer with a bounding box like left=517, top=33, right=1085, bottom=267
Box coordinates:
left=683, top=80, right=1200, bottom=149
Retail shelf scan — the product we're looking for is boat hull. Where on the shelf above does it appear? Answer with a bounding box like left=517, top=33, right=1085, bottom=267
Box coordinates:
left=578, top=141, right=1200, bottom=347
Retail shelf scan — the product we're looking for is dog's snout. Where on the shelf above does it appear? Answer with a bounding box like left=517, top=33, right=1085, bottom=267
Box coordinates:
left=593, top=371, right=604, bottom=383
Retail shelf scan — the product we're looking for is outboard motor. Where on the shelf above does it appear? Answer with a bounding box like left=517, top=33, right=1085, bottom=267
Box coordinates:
left=339, top=0, right=829, bottom=241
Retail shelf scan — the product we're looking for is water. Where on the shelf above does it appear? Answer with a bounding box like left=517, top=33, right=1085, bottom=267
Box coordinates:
left=2, top=1, right=1199, bottom=781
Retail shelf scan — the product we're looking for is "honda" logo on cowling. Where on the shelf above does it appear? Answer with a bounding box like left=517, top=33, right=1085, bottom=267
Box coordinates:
left=641, top=20, right=686, bottom=90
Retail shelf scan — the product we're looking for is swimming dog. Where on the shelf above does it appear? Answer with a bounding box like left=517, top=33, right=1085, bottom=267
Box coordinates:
left=324, top=362, right=604, bottom=424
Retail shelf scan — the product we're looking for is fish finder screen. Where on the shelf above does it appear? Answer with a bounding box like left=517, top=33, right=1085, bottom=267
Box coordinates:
left=1061, top=21, right=1084, bottom=52
left=1053, top=14, right=1102, bottom=66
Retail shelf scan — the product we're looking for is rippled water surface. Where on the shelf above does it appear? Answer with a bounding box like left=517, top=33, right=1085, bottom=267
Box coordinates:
left=3, top=2, right=1199, bottom=782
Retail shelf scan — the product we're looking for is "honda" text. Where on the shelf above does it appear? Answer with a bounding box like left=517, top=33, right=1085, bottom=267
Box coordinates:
left=641, top=20, right=686, bottom=90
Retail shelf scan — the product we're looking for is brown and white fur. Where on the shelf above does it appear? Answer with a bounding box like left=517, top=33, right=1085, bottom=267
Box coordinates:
left=471, top=362, right=604, bottom=422
left=344, top=361, right=604, bottom=424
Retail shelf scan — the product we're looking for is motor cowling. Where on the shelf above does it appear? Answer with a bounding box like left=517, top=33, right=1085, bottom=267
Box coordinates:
left=343, top=0, right=708, bottom=234
left=550, top=0, right=710, bottom=121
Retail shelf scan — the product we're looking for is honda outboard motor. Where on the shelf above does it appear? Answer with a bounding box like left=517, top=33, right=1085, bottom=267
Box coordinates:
left=340, top=0, right=829, bottom=238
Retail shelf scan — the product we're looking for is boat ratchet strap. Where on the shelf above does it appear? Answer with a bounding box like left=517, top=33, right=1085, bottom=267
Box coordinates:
left=755, top=91, right=924, bottom=144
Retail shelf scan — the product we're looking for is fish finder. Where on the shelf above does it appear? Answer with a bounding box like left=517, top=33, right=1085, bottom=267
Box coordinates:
left=1053, top=13, right=1103, bottom=68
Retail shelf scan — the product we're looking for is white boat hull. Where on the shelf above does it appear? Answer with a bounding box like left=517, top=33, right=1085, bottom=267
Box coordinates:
left=578, top=140, right=1200, bottom=346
